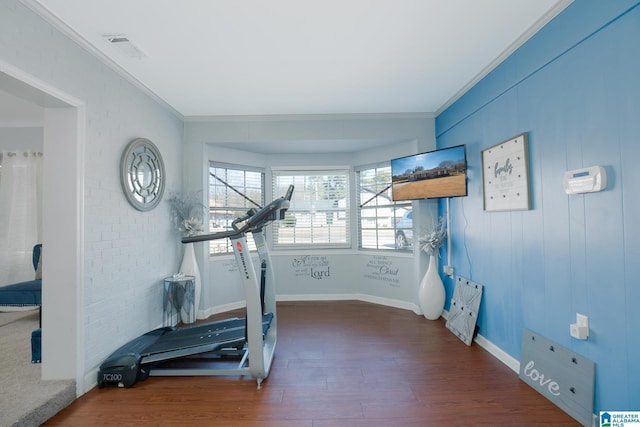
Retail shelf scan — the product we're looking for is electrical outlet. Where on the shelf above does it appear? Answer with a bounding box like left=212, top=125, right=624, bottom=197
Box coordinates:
left=443, top=265, right=454, bottom=277
left=571, top=313, right=589, bottom=340
left=576, top=313, right=589, bottom=328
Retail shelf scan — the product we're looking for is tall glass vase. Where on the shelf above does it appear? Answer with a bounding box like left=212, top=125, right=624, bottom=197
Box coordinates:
left=180, top=242, right=201, bottom=323
left=418, top=253, right=445, bottom=320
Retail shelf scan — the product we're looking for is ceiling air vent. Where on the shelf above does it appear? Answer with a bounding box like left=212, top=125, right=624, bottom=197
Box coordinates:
left=103, top=35, right=148, bottom=59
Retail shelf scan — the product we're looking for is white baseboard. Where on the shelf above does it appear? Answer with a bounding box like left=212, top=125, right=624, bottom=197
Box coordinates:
left=473, top=334, right=520, bottom=374
left=83, top=367, right=99, bottom=394
left=198, top=301, right=246, bottom=320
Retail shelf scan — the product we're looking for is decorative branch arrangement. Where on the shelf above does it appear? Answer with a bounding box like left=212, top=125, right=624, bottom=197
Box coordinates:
left=167, top=192, right=206, bottom=237
left=418, top=216, right=447, bottom=256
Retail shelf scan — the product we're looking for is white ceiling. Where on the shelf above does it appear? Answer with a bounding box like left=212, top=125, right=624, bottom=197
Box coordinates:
left=0, top=89, right=43, bottom=127
left=21, top=0, right=571, bottom=119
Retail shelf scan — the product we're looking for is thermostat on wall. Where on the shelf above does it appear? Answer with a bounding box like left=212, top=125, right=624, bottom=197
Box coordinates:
left=563, top=166, right=607, bottom=194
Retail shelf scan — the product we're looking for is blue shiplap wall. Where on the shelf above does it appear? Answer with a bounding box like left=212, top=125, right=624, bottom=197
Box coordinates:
left=436, top=0, right=640, bottom=412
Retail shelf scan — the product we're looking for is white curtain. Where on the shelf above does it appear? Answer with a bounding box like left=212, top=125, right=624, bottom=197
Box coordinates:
left=0, top=151, right=43, bottom=286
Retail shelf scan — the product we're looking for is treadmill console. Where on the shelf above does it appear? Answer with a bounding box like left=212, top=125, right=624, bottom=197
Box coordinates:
left=182, top=185, right=294, bottom=244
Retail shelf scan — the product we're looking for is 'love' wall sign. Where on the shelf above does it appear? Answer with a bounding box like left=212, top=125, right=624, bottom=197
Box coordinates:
left=520, top=328, right=595, bottom=426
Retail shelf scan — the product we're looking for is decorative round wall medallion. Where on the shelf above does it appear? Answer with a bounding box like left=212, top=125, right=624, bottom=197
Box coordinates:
left=120, top=137, right=165, bottom=211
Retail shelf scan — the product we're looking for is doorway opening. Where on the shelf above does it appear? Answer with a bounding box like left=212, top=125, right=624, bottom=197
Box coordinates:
left=0, top=64, right=84, bottom=394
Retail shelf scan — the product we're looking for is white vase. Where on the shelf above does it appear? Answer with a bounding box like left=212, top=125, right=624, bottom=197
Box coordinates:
left=418, top=253, right=445, bottom=320
left=180, top=242, right=201, bottom=324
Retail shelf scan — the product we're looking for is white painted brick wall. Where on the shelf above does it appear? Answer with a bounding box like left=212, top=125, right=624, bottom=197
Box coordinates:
left=1, top=0, right=185, bottom=378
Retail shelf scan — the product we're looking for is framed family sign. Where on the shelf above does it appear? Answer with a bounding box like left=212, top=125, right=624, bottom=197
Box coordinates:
left=481, top=132, right=531, bottom=211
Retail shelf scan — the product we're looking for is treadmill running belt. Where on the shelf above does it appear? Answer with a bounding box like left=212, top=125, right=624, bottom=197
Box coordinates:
left=142, top=313, right=273, bottom=358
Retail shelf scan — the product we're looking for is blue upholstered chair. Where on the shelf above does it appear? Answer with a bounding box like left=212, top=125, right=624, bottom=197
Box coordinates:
left=0, top=244, right=43, bottom=321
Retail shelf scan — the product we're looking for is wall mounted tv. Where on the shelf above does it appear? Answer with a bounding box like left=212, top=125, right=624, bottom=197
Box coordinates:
left=391, top=145, right=467, bottom=201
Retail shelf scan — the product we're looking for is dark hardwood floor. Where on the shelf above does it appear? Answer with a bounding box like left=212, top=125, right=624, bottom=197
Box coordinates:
left=45, top=301, right=579, bottom=426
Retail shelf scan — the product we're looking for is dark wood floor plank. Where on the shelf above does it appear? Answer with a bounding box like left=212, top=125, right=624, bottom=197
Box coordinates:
left=44, top=301, right=579, bottom=426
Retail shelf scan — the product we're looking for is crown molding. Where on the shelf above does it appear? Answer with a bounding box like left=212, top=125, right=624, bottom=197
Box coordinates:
left=436, top=0, right=574, bottom=116
left=185, top=112, right=435, bottom=123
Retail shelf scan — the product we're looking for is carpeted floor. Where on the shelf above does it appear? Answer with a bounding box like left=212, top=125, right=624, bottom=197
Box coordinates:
left=0, top=309, right=75, bottom=427
left=0, top=307, right=37, bottom=327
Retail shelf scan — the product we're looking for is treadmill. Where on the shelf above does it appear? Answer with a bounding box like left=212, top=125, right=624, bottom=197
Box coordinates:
left=97, top=185, right=294, bottom=389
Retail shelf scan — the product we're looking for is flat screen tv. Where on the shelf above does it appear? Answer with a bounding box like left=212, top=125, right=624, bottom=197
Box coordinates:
left=391, top=145, right=467, bottom=201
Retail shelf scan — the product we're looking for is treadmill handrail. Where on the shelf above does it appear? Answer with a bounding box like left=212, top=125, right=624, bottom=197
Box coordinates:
left=182, top=185, right=294, bottom=244
left=181, top=228, right=242, bottom=243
